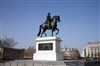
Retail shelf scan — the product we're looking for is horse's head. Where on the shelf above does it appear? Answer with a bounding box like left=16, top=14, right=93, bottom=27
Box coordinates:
left=54, top=16, right=60, bottom=22
left=57, top=16, right=60, bottom=22
left=51, top=16, right=60, bottom=23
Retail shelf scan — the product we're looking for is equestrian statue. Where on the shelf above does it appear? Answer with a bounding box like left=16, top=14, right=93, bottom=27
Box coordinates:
left=37, top=13, right=60, bottom=37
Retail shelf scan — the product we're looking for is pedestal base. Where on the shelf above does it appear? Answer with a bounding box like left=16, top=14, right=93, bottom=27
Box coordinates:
left=33, top=52, right=63, bottom=61
left=33, top=37, right=63, bottom=61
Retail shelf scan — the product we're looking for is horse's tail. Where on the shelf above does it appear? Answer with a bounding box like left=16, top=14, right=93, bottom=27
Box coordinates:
left=37, top=25, right=42, bottom=36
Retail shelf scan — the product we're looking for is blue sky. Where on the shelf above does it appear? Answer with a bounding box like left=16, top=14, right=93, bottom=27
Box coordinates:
left=0, top=0, right=100, bottom=52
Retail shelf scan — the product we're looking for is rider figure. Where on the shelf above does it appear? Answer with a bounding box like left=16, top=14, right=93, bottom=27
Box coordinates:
left=46, top=13, right=51, bottom=28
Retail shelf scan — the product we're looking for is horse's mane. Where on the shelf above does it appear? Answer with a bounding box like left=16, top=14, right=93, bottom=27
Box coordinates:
left=51, top=15, right=58, bottom=21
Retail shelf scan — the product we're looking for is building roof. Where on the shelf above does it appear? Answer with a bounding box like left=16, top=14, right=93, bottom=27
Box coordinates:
left=88, top=41, right=100, bottom=44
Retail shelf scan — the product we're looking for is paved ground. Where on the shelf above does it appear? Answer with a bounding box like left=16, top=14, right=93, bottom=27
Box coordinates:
left=0, top=60, right=100, bottom=66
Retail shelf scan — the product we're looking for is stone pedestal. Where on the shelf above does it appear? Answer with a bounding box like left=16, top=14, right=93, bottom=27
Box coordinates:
left=33, top=36, right=63, bottom=61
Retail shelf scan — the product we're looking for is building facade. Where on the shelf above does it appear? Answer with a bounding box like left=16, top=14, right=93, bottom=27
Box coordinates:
left=61, top=48, right=80, bottom=60
left=81, top=41, right=100, bottom=59
left=24, top=46, right=36, bottom=59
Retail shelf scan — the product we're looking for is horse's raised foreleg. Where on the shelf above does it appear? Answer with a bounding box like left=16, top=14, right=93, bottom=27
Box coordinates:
left=56, top=28, right=59, bottom=35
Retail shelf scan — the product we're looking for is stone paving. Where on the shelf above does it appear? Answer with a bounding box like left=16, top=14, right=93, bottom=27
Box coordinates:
left=0, top=60, right=86, bottom=66
left=1, top=60, right=100, bottom=66
left=64, top=60, right=84, bottom=66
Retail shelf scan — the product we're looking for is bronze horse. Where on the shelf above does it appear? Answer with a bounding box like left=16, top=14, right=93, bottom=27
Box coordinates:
left=37, top=16, right=60, bottom=37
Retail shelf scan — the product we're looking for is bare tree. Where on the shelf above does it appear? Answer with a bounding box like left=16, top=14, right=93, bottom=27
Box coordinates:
left=0, top=37, right=17, bottom=48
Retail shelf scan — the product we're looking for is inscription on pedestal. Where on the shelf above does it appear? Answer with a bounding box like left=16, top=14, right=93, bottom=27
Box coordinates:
left=38, top=43, right=53, bottom=50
